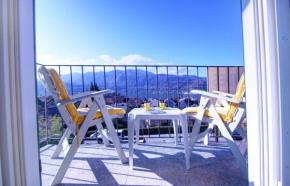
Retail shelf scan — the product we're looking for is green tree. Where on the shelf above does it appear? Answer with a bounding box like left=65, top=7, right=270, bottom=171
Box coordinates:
left=37, top=104, right=42, bottom=111
left=90, top=82, right=100, bottom=91
left=38, top=115, right=46, bottom=141
left=49, top=115, right=63, bottom=135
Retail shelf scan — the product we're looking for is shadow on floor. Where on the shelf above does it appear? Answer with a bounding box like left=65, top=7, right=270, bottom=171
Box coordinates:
left=40, top=142, right=248, bottom=186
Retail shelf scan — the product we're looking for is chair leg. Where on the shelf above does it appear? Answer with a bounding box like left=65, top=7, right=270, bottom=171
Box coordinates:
left=208, top=105, right=248, bottom=176
left=51, top=127, right=88, bottom=186
left=236, top=124, right=247, bottom=156
left=173, top=120, right=179, bottom=145
left=180, top=114, right=190, bottom=169
left=135, top=119, right=140, bottom=145
left=203, top=122, right=214, bottom=146
left=51, top=128, right=71, bottom=159
left=100, top=114, right=127, bottom=163
left=96, top=123, right=110, bottom=147
left=95, top=96, right=127, bottom=164
left=188, top=116, right=203, bottom=154
left=217, top=121, right=248, bottom=175
left=104, top=117, right=127, bottom=163
left=128, top=114, right=135, bottom=169
left=51, top=102, right=103, bottom=185
left=236, top=124, right=247, bottom=140
left=203, top=133, right=209, bottom=146
left=188, top=106, right=206, bottom=151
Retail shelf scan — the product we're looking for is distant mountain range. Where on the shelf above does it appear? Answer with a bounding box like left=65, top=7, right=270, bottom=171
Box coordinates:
left=37, top=69, right=207, bottom=99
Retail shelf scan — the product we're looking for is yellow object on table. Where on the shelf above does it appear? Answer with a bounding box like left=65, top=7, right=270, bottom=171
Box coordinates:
left=159, top=103, right=166, bottom=110
left=143, top=103, right=151, bottom=111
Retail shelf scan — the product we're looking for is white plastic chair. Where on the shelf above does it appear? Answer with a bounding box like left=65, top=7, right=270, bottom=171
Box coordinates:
left=38, top=66, right=127, bottom=185
left=183, top=74, right=247, bottom=175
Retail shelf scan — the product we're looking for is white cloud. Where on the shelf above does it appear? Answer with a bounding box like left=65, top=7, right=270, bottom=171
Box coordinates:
left=38, top=54, right=99, bottom=66
left=37, top=54, right=176, bottom=74
left=99, top=54, right=167, bottom=66
left=99, top=54, right=113, bottom=63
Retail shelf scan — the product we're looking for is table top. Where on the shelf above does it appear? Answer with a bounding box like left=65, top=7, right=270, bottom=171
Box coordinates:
left=128, top=107, right=185, bottom=116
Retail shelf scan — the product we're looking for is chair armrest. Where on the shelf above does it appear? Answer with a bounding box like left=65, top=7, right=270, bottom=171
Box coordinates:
left=70, top=91, right=100, bottom=99
left=57, top=90, right=113, bottom=106
left=190, top=90, right=244, bottom=105
left=211, top=90, right=235, bottom=97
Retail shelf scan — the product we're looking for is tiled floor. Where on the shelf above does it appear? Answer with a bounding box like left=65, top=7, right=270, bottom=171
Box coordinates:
left=40, top=139, right=248, bottom=186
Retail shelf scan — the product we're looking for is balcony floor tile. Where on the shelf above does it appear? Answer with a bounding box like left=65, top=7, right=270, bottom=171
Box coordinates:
left=40, top=140, right=247, bottom=186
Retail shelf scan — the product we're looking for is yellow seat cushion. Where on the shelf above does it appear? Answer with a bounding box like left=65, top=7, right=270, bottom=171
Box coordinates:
left=77, top=107, right=126, bottom=124
left=183, top=107, right=228, bottom=121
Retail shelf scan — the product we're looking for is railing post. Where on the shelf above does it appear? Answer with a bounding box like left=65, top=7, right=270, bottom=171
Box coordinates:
left=104, top=66, right=106, bottom=89
left=215, top=67, right=220, bottom=142
left=81, top=66, right=84, bottom=92
left=187, top=66, right=189, bottom=107
left=146, top=66, right=149, bottom=101
left=125, top=66, right=128, bottom=113
left=114, top=66, right=117, bottom=108
left=177, top=66, right=179, bottom=108
left=135, top=66, right=138, bottom=102
left=59, top=66, right=64, bottom=136
left=44, top=88, right=48, bottom=145
left=70, top=66, right=73, bottom=95
left=197, top=67, right=199, bottom=90
left=166, top=67, right=171, bottom=137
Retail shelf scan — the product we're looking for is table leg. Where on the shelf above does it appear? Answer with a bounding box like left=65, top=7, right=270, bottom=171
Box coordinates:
left=180, top=114, right=190, bottom=169
left=128, top=114, right=134, bottom=170
left=173, top=120, right=179, bottom=145
left=135, top=119, right=140, bottom=145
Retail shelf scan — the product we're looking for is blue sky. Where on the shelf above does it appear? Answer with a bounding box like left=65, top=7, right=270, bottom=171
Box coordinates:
left=36, top=0, right=244, bottom=69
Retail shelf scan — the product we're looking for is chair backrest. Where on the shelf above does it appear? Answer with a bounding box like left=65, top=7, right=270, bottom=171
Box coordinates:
left=38, top=66, right=80, bottom=124
left=225, top=73, right=245, bottom=122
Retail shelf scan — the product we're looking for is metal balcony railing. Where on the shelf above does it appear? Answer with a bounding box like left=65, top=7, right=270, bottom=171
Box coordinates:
left=36, top=63, right=244, bottom=147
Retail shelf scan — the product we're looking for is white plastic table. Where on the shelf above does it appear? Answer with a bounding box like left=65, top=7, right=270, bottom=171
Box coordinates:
left=128, top=108, right=190, bottom=169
